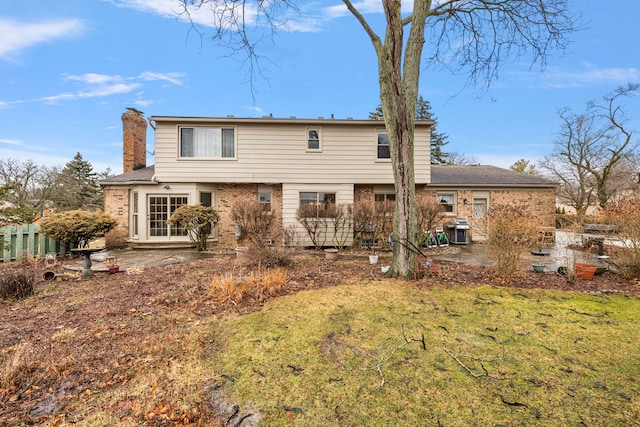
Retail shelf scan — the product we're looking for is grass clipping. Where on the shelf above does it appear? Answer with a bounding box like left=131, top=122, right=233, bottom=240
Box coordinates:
left=210, top=283, right=640, bottom=426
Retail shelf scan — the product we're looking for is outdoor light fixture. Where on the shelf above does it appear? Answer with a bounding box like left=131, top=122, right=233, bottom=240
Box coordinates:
left=463, top=198, right=469, bottom=204
left=163, top=185, right=170, bottom=189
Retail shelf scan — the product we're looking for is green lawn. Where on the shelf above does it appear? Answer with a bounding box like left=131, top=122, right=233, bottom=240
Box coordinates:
left=208, top=283, right=640, bottom=426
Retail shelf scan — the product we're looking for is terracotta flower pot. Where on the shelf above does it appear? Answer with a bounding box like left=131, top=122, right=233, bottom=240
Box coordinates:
left=575, top=263, right=597, bottom=280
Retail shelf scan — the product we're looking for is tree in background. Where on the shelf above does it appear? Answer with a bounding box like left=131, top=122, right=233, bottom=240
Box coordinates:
left=445, top=151, right=480, bottom=166
left=0, top=159, right=58, bottom=224
left=369, top=95, right=450, bottom=164
left=510, top=159, right=541, bottom=176
left=178, top=0, right=577, bottom=277
left=540, top=84, right=639, bottom=214
left=52, top=153, right=104, bottom=211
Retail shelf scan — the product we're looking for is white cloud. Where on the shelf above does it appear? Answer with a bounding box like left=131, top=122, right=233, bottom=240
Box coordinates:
left=105, top=0, right=247, bottom=27
left=139, top=71, right=187, bottom=87
left=0, top=18, right=85, bottom=60
left=3, top=71, right=184, bottom=107
left=508, top=65, right=640, bottom=89
left=0, top=138, right=23, bottom=146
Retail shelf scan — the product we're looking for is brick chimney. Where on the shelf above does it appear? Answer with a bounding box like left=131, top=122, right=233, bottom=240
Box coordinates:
left=122, top=108, right=147, bottom=173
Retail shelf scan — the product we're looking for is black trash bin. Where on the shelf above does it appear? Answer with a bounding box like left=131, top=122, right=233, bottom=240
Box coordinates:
left=447, top=218, right=470, bottom=244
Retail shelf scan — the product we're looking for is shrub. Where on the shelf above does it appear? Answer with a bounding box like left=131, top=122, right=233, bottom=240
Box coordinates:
left=328, top=204, right=353, bottom=250
left=296, top=203, right=330, bottom=249
left=484, top=204, right=539, bottom=278
left=209, top=268, right=288, bottom=305
left=416, top=194, right=446, bottom=245
left=167, top=205, right=219, bottom=251
left=603, top=197, right=640, bottom=278
left=353, top=200, right=393, bottom=251
left=231, top=200, right=275, bottom=247
left=0, top=257, right=36, bottom=300
left=104, top=227, right=129, bottom=249
left=38, top=210, right=118, bottom=249
left=245, top=245, right=294, bottom=269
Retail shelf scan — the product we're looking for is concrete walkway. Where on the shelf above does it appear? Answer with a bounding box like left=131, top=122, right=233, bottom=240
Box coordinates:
left=63, top=247, right=215, bottom=274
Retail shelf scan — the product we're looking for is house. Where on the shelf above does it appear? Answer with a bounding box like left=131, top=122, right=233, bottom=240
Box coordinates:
left=100, top=109, right=557, bottom=247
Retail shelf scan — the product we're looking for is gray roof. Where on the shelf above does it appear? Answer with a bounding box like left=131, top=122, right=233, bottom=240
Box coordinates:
left=99, top=166, right=155, bottom=185
left=99, top=164, right=557, bottom=188
left=430, top=165, right=557, bottom=187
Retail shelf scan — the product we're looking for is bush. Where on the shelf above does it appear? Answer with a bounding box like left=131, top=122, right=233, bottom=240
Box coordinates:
left=603, top=197, right=640, bottom=279
left=0, top=257, right=36, bottom=300
left=209, top=268, right=288, bottom=305
left=38, top=210, right=118, bottom=249
left=244, top=245, right=294, bottom=269
left=104, top=227, right=129, bottom=249
left=484, top=204, right=539, bottom=278
left=231, top=200, right=275, bottom=247
left=167, top=205, right=219, bottom=251
left=296, top=203, right=330, bottom=249
left=416, top=194, right=446, bottom=245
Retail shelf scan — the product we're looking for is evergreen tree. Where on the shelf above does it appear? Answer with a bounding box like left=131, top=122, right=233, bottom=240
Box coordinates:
left=52, top=153, right=103, bottom=211
left=369, top=95, right=450, bottom=164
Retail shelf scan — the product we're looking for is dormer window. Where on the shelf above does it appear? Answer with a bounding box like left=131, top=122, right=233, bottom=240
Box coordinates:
left=180, top=127, right=235, bottom=158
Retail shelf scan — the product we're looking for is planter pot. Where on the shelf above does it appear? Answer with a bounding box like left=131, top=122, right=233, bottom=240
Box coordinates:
left=575, top=263, right=597, bottom=280
left=42, top=271, right=56, bottom=281
left=532, top=264, right=545, bottom=273
left=108, top=265, right=120, bottom=274
left=324, top=248, right=339, bottom=261
left=369, top=255, right=379, bottom=264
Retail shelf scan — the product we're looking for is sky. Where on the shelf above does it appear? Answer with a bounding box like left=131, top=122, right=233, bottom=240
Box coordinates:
left=1, top=0, right=639, bottom=175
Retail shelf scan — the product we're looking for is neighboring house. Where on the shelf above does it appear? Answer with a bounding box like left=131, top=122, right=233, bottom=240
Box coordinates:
left=100, top=109, right=557, bottom=247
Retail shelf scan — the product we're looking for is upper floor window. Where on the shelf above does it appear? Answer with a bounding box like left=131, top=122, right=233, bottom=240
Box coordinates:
left=437, top=192, right=456, bottom=213
left=377, top=131, right=390, bottom=159
left=180, top=127, right=235, bottom=158
left=307, top=128, right=321, bottom=151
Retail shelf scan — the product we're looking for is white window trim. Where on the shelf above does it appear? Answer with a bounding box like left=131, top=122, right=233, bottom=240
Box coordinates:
left=305, top=127, right=322, bottom=152
left=375, top=129, right=391, bottom=162
left=437, top=192, right=457, bottom=215
left=177, top=125, right=237, bottom=160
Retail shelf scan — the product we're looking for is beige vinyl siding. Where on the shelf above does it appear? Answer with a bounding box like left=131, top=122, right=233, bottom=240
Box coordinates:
left=153, top=119, right=431, bottom=184
left=282, top=183, right=354, bottom=247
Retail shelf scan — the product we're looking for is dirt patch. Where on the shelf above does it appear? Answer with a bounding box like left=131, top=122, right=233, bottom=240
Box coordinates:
left=0, top=249, right=637, bottom=425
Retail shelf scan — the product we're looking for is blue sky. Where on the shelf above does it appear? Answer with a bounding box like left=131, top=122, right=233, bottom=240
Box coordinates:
left=1, top=0, right=639, bottom=175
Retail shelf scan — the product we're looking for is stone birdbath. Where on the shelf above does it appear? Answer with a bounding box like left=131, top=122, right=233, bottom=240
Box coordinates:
left=71, top=247, right=105, bottom=278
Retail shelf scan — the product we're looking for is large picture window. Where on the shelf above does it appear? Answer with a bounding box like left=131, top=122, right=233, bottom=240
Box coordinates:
left=180, top=127, right=235, bottom=158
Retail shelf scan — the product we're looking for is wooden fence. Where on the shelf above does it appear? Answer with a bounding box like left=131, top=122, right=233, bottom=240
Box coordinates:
left=0, top=224, right=68, bottom=262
